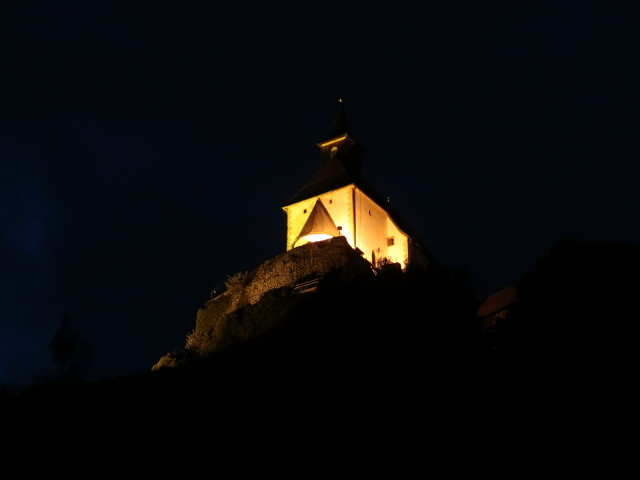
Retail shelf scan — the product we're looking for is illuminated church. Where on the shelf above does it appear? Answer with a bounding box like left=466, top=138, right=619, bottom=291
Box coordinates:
left=282, top=100, right=432, bottom=270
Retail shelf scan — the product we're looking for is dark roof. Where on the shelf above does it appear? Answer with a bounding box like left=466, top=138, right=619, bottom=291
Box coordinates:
left=477, top=286, right=518, bottom=317
left=287, top=152, right=358, bottom=204
left=287, top=100, right=364, bottom=205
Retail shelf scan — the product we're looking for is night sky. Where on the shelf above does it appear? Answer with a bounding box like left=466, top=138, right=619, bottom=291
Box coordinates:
left=1, top=1, right=638, bottom=392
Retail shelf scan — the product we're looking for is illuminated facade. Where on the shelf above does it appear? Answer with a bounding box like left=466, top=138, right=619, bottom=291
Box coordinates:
left=282, top=100, right=430, bottom=270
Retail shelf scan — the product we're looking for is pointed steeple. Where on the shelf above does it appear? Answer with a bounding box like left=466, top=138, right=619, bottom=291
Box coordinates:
left=287, top=101, right=366, bottom=205
left=318, top=98, right=362, bottom=175
left=329, top=98, right=350, bottom=138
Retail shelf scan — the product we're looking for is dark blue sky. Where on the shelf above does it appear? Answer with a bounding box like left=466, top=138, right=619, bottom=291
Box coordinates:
left=1, top=1, right=638, bottom=391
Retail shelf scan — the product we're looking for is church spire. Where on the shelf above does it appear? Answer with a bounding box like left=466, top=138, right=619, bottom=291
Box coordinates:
left=312, top=98, right=363, bottom=177
left=329, top=98, right=350, bottom=138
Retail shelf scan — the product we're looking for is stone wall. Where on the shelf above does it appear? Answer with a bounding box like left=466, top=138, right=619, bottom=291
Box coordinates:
left=244, top=236, right=372, bottom=305
left=193, top=236, right=374, bottom=346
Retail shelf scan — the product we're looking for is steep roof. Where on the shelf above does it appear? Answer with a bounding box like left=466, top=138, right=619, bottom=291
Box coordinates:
left=286, top=99, right=365, bottom=205
left=287, top=151, right=359, bottom=204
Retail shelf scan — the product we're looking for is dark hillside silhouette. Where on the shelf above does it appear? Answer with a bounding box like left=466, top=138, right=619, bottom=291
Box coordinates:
left=3, top=242, right=640, bottom=478
left=5, top=260, right=485, bottom=477
left=483, top=239, right=640, bottom=477
left=496, top=239, right=640, bottom=375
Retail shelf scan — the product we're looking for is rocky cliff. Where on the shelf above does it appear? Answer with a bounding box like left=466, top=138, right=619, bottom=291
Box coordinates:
left=153, top=236, right=378, bottom=368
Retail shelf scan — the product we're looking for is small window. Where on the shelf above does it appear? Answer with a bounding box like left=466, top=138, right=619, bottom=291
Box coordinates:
left=387, top=237, right=395, bottom=246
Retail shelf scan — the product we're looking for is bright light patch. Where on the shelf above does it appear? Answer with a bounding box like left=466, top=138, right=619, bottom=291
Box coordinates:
left=296, top=233, right=333, bottom=246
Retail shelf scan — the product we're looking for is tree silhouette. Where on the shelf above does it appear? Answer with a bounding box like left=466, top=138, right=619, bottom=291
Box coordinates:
left=48, top=315, right=94, bottom=383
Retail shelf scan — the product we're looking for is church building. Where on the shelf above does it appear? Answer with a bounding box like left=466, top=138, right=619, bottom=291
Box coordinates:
left=282, top=100, right=432, bottom=270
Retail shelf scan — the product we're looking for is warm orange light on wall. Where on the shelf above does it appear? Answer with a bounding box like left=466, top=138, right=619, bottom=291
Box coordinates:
left=295, top=233, right=334, bottom=246
left=284, top=184, right=410, bottom=270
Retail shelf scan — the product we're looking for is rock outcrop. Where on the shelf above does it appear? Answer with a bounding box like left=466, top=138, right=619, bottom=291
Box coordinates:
left=153, top=236, right=375, bottom=368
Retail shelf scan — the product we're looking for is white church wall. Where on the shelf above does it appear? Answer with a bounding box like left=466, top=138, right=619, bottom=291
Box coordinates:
left=284, top=197, right=317, bottom=250
left=319, top=187, right=354, bottom=245
left=385, top=216, right=410, bottom=267
left=284, top=185, right=410, bottom=268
